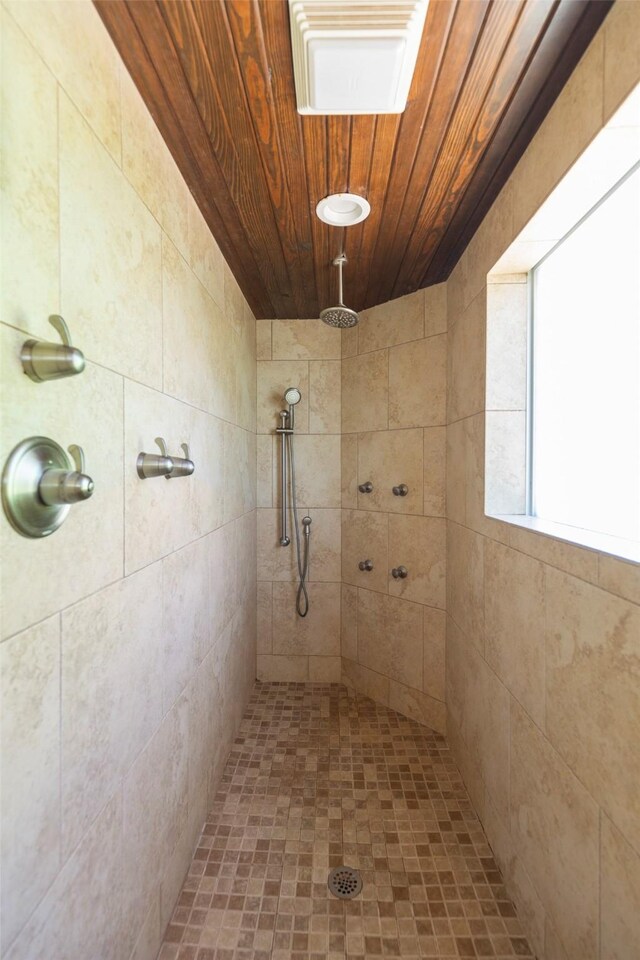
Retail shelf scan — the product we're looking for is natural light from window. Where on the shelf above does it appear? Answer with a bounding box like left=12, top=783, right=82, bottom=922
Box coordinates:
left=531, top=164, right=640, bottom=545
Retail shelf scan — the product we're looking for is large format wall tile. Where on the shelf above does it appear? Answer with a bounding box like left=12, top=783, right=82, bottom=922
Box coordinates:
left=424, top=282, right=448, bottom=337
left=388, top=515, right=446, bottom=608
left=257, top=581, right=273, bottom=654
left=223, top=423, right=256, bottom=523
left=341, top=583, right=358, bottom=661
left=257, top=435, right=273, bottom=508
left=446, top=522, right=484, bottom=652
left=357, top=291, right=424, bottom=354
left=309, top=360, right=341, bottom=433
left=342, top=350, right=388, bottom=433
left=0, top=616, right=61, bottom=953
left=163, top=235, right=234, bottom=421
left=604, top=0, right=640, bottom=121
left=5, top=0, right=121, bottom=162
left=446, top=621, right=510, bottom=822
left=188, top=200, right=224, bottom=311
left=357, top=428, right=424, bottom=515
left=59, top=93, right=162, bottom=388
left=510, top=700, right=599, bottom=960
left=272, top=319, right=341, bottom=360
left=389, top=335, right=446, bottom=429
left=257, top=360, right=309, bottom=434
left=447, top=292, right=486, bottom=423
left=388, top=681, right=446, bottom=734
left=484, top=541, right=545, bottom=728
left=123, top=380, right=224, bottom=574
left=341, top=509, right=388, bottom=593
left=423, top=606, right=446, bottom=701
left=512, top=33, right=604, bottom=237
left=357, top=589, right=423, bottom=688
left=235, top=304, right=257, bottom=434
left=287, top=434, right=341, bottom=508
left=61, top=563, right=163, bottom=857
left=601, top=815, right=640, bottom=959
left=163, top=536, right=212, bottom=714
left=0, top=324, right=124, bottom=640
left=272, top=582, right=340, bottom=656
left=598, top=552, right=640, bottom=605
left=545, top=568, right=640, bottom=852
left=257, top=654, right=308, bottom=682
left=307, top=508, right=341, bottom=582
left=5, top=793, right=124, bottom=960
left=257, top=508, right=299, bottom=582
left=341, top=434, right=358, bottom=508
left=342, top=657, right=390, bottom=706
left=122, top=695, right=189, bottom=955
left=1, top=11, right=59, bottom=338
left=423, top=427, right=446, bottom=517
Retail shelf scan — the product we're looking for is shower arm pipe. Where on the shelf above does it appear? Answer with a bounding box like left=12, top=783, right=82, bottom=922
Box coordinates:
left=336, top=253, right=346, bottom=306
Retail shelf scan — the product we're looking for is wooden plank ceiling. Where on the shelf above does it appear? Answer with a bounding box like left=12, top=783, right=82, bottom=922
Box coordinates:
left=95, top=0, right=611, bottom=319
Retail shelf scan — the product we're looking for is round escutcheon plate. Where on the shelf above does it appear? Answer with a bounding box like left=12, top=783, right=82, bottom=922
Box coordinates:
left=2, top=436, right=71, bottom=538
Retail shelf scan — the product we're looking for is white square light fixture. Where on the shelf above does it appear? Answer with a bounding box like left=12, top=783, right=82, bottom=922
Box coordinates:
left=289, top=0, right=429, bottom=115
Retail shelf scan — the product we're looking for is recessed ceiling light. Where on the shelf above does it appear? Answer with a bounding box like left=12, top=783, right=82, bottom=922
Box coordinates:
left=316, top=193, right=371, bottom=226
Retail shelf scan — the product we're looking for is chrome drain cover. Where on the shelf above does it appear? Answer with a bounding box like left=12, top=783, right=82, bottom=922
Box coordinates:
left=328, top=866, right=362, bottom=899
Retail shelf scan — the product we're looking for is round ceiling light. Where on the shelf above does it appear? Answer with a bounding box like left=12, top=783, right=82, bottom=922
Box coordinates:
left=316, top=193, right=371, bottom=227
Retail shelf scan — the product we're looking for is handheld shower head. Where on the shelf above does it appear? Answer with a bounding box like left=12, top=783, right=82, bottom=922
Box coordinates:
left=284, top=386, right=301, bottom=406
left=320, top=253, right=359, bottom=328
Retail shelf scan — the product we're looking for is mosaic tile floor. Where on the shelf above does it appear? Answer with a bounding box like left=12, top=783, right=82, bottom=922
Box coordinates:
left=159, top=683, right=535, bottom=960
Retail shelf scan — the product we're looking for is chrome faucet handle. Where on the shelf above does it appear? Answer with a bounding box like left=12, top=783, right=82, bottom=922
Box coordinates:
left=166, top=441, right=195, bottom=479
left=21, top=314, right=86, bottom=382
left=358, top=481, right=373, bottom=493
left=391, top=565, right=408, bottom=579
left=392, top=483, right=409, bottom=496
left=137, top=437, right=174, bottom=479
left=358, top=559, right=373, bottom=572
left=49, top=314, right=72, bottom=346
left=39, top=444, right=94, bottom=505
left=68, top=443, right=85, bottom=473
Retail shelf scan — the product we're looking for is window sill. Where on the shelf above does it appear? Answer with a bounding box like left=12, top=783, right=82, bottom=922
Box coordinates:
left=489, top=513, right=640, bottom=564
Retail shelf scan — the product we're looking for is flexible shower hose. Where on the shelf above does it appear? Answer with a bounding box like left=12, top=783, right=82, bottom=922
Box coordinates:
left=287, top=433, right=310, bottom=617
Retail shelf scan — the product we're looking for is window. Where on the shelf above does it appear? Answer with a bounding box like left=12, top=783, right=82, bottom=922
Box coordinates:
left=485, top=81, right=640, bottom=563
left=530, top=164, right=640, bottom=547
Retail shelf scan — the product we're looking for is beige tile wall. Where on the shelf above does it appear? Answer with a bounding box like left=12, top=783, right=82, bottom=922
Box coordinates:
left=445, top=4, right=640, bottom=957
left=340, top=285, right=448, bottom=734
left=256, top=318, right=342, bottom=682
left=0, top=3, right=256, bottom=958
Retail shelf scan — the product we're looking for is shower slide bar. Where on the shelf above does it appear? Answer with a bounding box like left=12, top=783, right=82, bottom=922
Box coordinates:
left=276, top=410, right=293, bottom=547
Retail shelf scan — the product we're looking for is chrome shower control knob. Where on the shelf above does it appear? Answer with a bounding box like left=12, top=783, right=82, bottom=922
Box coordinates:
left=358, top=481, right=373, bottom=493
left=21, top=315, right=85, bottom=382
left=391, top=566, right=408, bottom=579
left=137, top=437, right=174, bottom=479
left=39, top=445, right=94, bottom=505
left=392, top=483, right=409, bottom=496
left=358, top=559, right=373, bottom=572
left=166, top=442, right=195, bottom=479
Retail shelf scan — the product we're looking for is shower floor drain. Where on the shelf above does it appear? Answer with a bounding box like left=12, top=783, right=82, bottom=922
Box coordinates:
left=327, top=866, right=362, bottom=899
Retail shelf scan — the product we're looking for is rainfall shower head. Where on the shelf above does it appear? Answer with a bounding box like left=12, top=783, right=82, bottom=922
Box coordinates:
left=320, top=254, right=359, bottom=328
left=284, top=386, right=301, bottom=405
